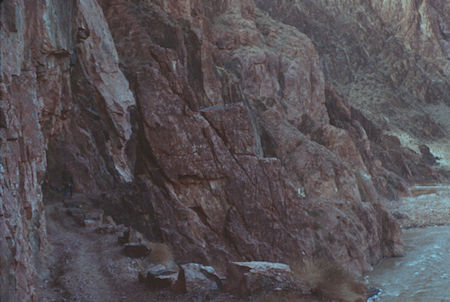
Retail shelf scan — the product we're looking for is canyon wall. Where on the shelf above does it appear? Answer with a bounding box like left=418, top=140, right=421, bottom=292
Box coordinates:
left=256, top=0, right=450, bottom=169
left=1, top=0, right=135, bottom=300
left=1, top=0, right=448, bottom=300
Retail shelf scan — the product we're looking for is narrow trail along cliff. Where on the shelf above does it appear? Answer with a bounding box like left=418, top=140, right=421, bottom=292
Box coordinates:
left=1, top=0, right=449, bottom=301
left=40, top=195, right=236, bottom=302
left=41, top=197, right=152, bottom=302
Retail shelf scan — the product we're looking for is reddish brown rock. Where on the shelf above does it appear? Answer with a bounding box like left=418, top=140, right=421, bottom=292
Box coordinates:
left=1, top=0, right=448, bottom=301
left=98, top=0, right=408, bottom=276
left=371, top=0, right=449, bottom=63
left=1, top=0, right=135, bottom=299
left=224, top=261, right=295, bottom=297
left=255, top=0, right=449, bottom=169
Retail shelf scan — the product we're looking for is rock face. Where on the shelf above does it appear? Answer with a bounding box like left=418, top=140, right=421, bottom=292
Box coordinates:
left=256, top=0, right=450, bottom=172
left=97, top=0, right=405, bottom=274
left=0, top=0, right=448, bottom=300
left=1, top=1, right=134, bottom=300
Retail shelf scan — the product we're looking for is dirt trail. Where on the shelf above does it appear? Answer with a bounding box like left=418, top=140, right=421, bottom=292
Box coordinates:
left=39, top=195, right=237, bottom=302
left=48, top=215, right=117, bottom=301
left=39, top=197, right=170, bottom=302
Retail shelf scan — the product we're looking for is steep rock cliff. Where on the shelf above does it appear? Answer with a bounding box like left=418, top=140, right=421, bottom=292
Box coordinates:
left=98, top=0, right=403, bottom=272
left=256, top=0, right=450, bottom=172
left=1, top=0, right=134, bottom=300
left=1, top=0, right=447, bottom=300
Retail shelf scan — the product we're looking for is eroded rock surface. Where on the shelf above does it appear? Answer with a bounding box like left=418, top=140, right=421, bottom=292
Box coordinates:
left=1, top=0, right=448, bottom=300
left=256, top=0, right=450, bottom=170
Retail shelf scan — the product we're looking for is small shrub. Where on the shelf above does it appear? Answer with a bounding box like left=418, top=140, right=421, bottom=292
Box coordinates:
left=148, top=242, right=174, bottom=265
left=292, top=258, right=366, bottom=302
left=409, top=188, right=437, bottom=197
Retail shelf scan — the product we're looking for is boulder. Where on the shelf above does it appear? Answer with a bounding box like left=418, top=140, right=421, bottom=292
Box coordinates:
left=138, top=264, right=179, bottom=289
left=175, top=263, right=223, bottom=293
left=123, top=242, right=150, bottom=258
left=224, top=261, right=295, bottom=297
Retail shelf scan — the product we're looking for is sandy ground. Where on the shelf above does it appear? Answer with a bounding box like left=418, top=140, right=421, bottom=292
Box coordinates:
left=384, top=184, right=450, bottom=228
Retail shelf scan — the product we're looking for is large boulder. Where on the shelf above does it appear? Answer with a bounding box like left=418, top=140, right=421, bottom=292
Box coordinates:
left=138, top=264, right=179, bottom=290
left=175, top=263, right=223, bottom=293
left=224, top=261, right=296, bottom=297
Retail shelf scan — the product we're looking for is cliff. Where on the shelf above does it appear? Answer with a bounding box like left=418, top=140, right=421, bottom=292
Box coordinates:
left=0, top=0, right=448, bottom=300
left=257, top=0, right=450, bottom=172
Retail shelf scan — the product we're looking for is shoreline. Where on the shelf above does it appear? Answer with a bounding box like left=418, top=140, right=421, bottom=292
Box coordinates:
left=384, top=183, right=450, bottom=229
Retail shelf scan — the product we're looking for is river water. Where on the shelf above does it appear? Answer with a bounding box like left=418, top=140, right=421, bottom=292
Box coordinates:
left=368, top=185, right=450, bottom=302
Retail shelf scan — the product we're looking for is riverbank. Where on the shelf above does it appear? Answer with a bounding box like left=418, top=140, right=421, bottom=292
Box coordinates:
left=368, top=225, right=450, bottom=301
left=367, top=184, right=450, bottom=301
left=384, top=184, right=450, bottom=228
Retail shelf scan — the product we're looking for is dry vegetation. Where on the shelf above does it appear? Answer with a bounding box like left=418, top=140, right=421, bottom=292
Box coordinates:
left=291, top=258, right=367, bottom=302
left=148, top=242, right=175, bottom=266
left=402, top=187, right=438, bottom=198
